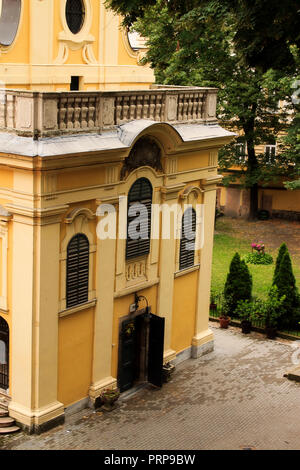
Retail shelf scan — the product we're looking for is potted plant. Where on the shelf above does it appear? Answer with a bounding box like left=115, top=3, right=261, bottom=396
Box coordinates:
left=101, top=388, right=120, bottom=411
left=219, top=295, right=231, bottom=329
left=162, top=362, right=175, bottom=382
left=210, top=290, right=217, bottom=311
left=235, top=299, right=253, bottom=334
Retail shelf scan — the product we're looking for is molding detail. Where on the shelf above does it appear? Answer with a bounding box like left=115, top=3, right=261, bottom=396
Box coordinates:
left=160, top=183, right=185, bottom=201
left=0, top=208, right=11, bottom=311
left=120, top=137, right=163, bottom=180
left=126, top=259, right=147, bottom=282
left=64, top=207, right=95, bottom=224
left=55, top=0, right=97, bottom=65
left=180, top=185, right=204, bottom=200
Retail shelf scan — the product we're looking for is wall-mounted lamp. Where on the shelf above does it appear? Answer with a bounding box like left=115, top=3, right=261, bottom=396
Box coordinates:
left=134, top=293, right=151, bottom=317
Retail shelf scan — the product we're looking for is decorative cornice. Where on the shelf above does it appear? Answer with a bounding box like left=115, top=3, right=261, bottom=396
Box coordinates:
left=5, top=204, right=69, bottom=225
left=180, top=185, right=204, bottom=200
left=202, top=175, right=223, bottom=190
left=160, top=183, right=186, bottom=201
left=64, top=207, right=95, bottom=224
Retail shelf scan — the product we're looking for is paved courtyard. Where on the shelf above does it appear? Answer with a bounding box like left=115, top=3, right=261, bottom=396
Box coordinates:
left=2, top=324, right=300, bottom=450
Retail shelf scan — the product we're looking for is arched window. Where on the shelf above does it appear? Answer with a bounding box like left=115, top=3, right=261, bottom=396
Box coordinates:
left=179, top=208, right=196, bottom=270
left=126, top=178, right=152, bottom=260
left=66, top=234, right=89, bottom=308
left=65, top=0, right=85, bottom=35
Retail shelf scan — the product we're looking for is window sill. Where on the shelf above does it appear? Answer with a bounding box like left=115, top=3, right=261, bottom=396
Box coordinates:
left=174, top=264, right=200, bottom=278
left=58, top=299, right=97, bottom=318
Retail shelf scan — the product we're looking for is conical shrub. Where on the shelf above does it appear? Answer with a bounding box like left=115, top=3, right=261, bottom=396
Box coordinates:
left=273, top=243, right=288, bottom=284
left=224, top=252, right=252, bottom=314
left=273, top=251, right=299, bottom=327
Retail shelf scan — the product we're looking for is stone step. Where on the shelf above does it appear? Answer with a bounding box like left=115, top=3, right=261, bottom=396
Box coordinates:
left=0, top=426, right=20, bottom=435
left=0, top=410, right=8, bottom=417
left=0, top=417, right=15, bottom=427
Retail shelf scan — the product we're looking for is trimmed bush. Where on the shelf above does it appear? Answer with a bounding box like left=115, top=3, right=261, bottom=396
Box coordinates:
left=244, top=252, right=273, bottom=265
left=273, top=243, right=288, bottom=284
left=273, top=251, right=300, bottom=328
left=224, top=252, right=252, bottom=314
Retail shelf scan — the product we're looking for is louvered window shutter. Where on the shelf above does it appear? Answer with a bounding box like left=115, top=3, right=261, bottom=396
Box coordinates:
left=126, top=178, right=152, bottom=260
left=179, top=208, right=196, bottom=270
left=66, top=234, right=89, bottom=308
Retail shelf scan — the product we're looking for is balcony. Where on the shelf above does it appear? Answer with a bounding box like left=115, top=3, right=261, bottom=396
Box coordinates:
left=0, top=86, right=218, bottom=139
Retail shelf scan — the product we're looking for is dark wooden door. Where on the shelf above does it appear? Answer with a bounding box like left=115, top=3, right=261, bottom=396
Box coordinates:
left=148, top=315, right=165, bottom=388
left=118, top=318, right=137, bottom=393
left=0, top=316, right=9, bottom=391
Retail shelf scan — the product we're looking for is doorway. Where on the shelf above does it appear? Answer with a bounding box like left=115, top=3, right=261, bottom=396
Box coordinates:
left=0, top=316, right=9, bottom=392
left=118, top=311, right=165, bottom=393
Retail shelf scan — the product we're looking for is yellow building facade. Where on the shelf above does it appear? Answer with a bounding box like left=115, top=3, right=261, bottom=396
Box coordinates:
left=0, top=0, right=234, bottom=432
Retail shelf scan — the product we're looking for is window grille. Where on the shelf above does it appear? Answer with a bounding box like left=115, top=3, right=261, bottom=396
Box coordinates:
left=65, top=0, right=85, bottom=35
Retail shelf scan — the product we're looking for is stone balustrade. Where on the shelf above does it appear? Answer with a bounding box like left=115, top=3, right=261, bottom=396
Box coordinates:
left=0, top=86, right=218, bottom=138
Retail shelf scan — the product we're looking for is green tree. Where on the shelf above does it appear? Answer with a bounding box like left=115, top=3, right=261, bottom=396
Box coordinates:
left=282, top=111, right=300, bottom=190
left=106, top=0, right=299, bottom=219
left=106, top=0, right=300, bottom=73
left=273, top=251, right=300, bottom=327
left=273, top=243, right=288, bottom=283
left=224, top=253, right=252, bottom=314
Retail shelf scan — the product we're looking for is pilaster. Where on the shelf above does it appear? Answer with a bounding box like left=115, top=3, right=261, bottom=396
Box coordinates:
left=192, top=176, right=222, bottom=358
left=157, top=184, right=185, bottom=362
left=8, top=204, right=68, bottom=432
left=89, top=196, right=118, bottom=404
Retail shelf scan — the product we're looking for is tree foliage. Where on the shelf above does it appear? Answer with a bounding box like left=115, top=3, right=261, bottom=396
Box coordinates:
left=273, top=243, right=288, bottom=283
left=273, top=251, right=300, bottom=327
left=224, top=252, right=252, bottom=314
left=106, top=0, right=300, bottom=217
left=106, top=0, right=300, bottom=72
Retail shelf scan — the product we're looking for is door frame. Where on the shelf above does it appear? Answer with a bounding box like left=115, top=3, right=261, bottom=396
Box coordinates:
left=117, top=307, right=148, bottom=393
left=0, top=316, right=9, bottom=393
left=117, top=307, right=165, bottom=393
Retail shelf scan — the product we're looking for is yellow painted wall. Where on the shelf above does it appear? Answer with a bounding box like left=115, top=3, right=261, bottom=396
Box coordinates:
left=118, top=29, right=139, bottom=66
left=0, top=168, right=13, bottom=189
left=57, top=168, right=106, bottom=191
left=58, top=308, right=95, bottom=406
left=220, top=183, right=300, bottom=213
left=260, top=189, right=300, bottom=212
left=171, top=271, right=197, bottom=353
left=0, top=0, right=154, bottom=90
left=178, top=151, right=209, bottom=172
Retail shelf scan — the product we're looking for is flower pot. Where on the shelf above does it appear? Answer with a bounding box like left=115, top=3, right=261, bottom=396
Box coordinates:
left=219, top=316, right=231, bottom=329
left=162, top=363, right=175, bottom=383
left=101, top=390, right=120, bottom=411
left=241, top=320, right=252, bottom=334
left=265, top=326, right=277, bottom=339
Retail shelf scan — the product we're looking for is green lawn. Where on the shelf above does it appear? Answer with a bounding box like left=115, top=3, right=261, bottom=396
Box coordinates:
left=211, top=219, right=300, bottom=300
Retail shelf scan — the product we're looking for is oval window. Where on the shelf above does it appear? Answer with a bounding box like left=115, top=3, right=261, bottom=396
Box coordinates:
left=65, top=0, right=85, bottom=35
left=0, top=0, right=22, bottom=47
left=127, top=30, right=146, bottom=51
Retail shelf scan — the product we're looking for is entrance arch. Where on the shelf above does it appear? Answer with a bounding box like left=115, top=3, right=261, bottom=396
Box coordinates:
left=0, top=316, right=9, bottom=391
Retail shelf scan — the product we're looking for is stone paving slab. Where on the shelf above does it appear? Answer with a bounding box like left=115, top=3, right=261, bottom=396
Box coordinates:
left=1, top=324, right=300, bottom=450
